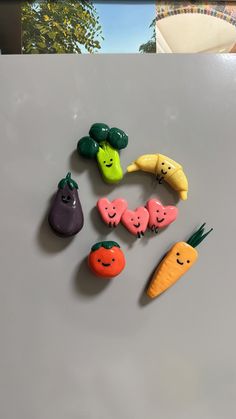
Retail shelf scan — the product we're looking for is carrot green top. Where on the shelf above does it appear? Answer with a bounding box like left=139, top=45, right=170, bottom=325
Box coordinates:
left=187, top=223, right=213, bottom=248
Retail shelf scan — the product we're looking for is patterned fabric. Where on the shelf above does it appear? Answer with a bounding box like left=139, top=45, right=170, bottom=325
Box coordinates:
left=156, top=1, right=236, bottom=26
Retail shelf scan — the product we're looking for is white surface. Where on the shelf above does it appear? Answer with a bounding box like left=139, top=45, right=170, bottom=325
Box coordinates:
left=0, top=54, right=236, bottom=419
left=157, top=14, right=236, bottom=52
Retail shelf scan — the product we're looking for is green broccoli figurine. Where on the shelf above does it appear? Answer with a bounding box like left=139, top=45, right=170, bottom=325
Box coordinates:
left=77, top=123, right=128, bottom=184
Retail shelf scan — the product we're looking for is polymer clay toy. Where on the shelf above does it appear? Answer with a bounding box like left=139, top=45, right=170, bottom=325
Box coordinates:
left=77, top=123, right=128, bottom=184
left=88, top=241, right=126, bottom=278
left=146, top=223, right=213, bottom=299
left=97, top=198, right=128, bottom=228
left=127, top=154, right=188, bottom=200
left=48, top=172, right=84, bottom=237
left=121, top=206, right=149, bottom=238
left=146, top=199, right=178, bottom=233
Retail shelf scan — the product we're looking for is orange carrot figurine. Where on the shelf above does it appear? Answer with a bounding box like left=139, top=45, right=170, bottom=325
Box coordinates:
left=147, top=223, right=213, bottom=299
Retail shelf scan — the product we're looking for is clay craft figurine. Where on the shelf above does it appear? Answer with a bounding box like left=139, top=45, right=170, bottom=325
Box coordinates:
left=97, top=197, right=128, bottom=228
left=127, top=154, right=188, bottom=200
left=77, top=123, right=128, bottom=184
left=88, top=241, right=126, bottom=278
left=121, top=206, right=149, bottom=238
left=48, top=172, right=84, bottom=237
left=146, top=223, right=213, bottom=299
left=146, top=199, right=178, bottom=234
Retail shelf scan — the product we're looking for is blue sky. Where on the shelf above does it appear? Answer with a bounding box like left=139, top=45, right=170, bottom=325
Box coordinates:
left=94, top=2, right=155, bottom=53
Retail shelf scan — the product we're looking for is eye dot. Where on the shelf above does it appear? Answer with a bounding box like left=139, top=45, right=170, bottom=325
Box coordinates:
left=156, top=210, right=159, bottom=212
left=176, top=252, right=180, bottom=256
left=137, top=216, right=140, bottom=219
left=164, top=212, right=166, bottom=215
left=187, top=260, right=190, bottom=263
left=113, top=206, right=116, bottom=209
left=131, top=218, right=134, bottom=221
left=168, top=167, right=171, bottom=170
left=110, top=158, right=113, bottom=162
left=97, top=259, right=101, bottom=262
left=112, top=258, right=115, bottom=262
left=105, top=207, right=108, bottom=210
left=162, top=162, right=165, bottom=165
left=103, top=161, right=106, bottom=164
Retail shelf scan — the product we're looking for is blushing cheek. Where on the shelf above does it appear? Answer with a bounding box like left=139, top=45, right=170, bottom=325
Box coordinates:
left=149, top=214, right=156, bottom=225
left=104, top=207, right=112, bottom=221
left=160, top=219, right=168, bottom=228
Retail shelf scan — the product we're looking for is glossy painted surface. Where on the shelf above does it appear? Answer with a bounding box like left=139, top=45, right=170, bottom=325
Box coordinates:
left=0, top=54, right=236, bottom=419
left=89, top=122, right=109, bottom=142
left=97, top=197, right=128, bottom=227
left=147, top=241, right=198, bottom=298
left=146, top=199, right=178, bottom=233
left=146, top=224, right=213, bottom=299
left=121, top=206, right=149, bottom=238
left=48, top=173, right=84, bottom=237
left=96, top=142, right=123, bottom=183
left=88, top=241, right=125, bottom=278
left=77, top=123, right=128, bottom=184
left=127, top=153, right=188, bottom=200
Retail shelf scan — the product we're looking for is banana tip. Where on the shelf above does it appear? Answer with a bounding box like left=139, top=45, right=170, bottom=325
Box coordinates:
left=127, top=163, right=139, bottom=173
left=179, top=191, right=188, bottom=200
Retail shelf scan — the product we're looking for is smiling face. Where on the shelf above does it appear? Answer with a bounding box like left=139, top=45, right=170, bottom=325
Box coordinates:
left=146, top=199, right=178, bottom=230
left=97, top=144, right=123, bottom=184
left=88, top=243, right=125, bottom=278
left=103, top=158, right=113, bottom=168
left=168, top=242, right=198, bottom=271
left=156, top=154, right=181, bottom=180
left=97, top=198, right=128, bottom=227
left=48, top=182, right=84, bottom=237
left=121, top=207, right=149, bottom=237
left=58, top=185, right=77, bottom=208
left=158, top=160, right=175, bottom=179
left=55, top=185, right=79, bottom=209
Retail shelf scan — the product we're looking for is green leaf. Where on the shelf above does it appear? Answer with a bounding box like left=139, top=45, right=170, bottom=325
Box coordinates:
left=91, top=241, right=120, bottom=252
left=38, top=42, right=46, bottom=48
left=22, top=1, right=103, bottom=54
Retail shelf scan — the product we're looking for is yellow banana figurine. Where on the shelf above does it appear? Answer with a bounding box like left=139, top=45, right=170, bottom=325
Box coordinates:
left=127, top=154, right=188, bottom=200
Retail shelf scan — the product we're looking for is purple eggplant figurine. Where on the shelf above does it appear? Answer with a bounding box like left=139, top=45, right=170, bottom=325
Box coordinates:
left=48, top=172, right=84, bottom=237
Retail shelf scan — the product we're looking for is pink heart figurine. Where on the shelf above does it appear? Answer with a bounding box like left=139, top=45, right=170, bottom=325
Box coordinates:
left=146, top=199, right=178, bottom=233
left=97, top=198, right=128, bottom=228
left=121, top=206, right=149, bottom=238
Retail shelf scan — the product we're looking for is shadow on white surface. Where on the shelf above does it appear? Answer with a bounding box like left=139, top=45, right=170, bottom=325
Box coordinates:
left=70, top=149, right=118, bottom=196
left=72, top=256, right=111, bottom=297
left=90, top=205, right=165, bottom=250
left=89, top=205, right=137, bottom=248
left=89, top=206, right=113, bottom=237
left=36, top=195, right=75, bottom=254
left=70, top=149, right=179, bottom=205
left=138, top=249, right=169, bottom=307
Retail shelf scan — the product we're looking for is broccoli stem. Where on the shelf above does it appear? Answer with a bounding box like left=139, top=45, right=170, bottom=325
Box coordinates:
left=96, top=142, right=123, bottom=184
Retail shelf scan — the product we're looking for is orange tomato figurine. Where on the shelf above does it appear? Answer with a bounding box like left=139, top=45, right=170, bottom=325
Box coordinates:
left=88, top=241, right=126, bottom=278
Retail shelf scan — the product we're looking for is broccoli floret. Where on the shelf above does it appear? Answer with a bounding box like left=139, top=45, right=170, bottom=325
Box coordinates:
left=89, top=123, right=109, bottom=143
left=108, top=127, right=128, bottom=150
left=77, top=136, right=99, bottom=159
left=77, top=123, right=128, bottom=184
